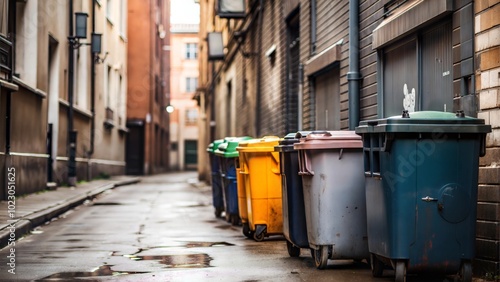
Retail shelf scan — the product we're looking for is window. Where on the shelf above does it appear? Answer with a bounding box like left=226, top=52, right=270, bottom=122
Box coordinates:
left=185, top=77, right=198, bottom=93
left=0, top=0, right=8, bottom=37
left=309, top=0, right=317, bottom=55
left=120, top=0, right=127, bottom=36
left=314, top=67, right=340, bottom=130
left=185, top=43, right=198, bottom=59
left=106, top=66, right=112, bottom=107
left=106, top=0, right=112, bottom=22
left=381, top=21, right=452, bottom=117
left=185, top=108, right=198, bottom=125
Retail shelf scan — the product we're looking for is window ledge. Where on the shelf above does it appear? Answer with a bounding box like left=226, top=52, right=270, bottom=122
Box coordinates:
left=106, top=17, right=114, bottom=26
left=104, top=119, right=115, bottom=129
left=13, top=76, right=45, bottom=98
left=0, top=78, right=19, bottom=91
left=118, top=126, right=129, bottom=134
left=58, top=99, right=93, bottom=119
left=372, top=0, right=453, bottom=49
left=304, top=43, right=341, bottom=77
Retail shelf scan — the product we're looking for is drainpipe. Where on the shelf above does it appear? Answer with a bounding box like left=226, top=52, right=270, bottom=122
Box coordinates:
left=67, top=0, right=76, bottom=186
left=88, top=0, right=96, bottom=180
left=347, top=0, right=361, bottom=130
left=298, top=64, right=303, bottom=130
left=148, top=1, right=154, bottom=174
left=255, top=0, right=263, bottom=137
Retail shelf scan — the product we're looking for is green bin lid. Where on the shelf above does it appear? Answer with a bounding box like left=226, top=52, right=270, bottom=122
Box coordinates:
left=206, top=139, right=224, bottom=153
left=355, top=111, right=492, bottom=134
left=215, top=136, right=253, bottom=158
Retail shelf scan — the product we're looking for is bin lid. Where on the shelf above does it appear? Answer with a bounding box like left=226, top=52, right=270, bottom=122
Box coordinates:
left=355, top=111, right=492, bottom=134
left=293, top=131, right=362, bottom=150
left=275, top=131, right=312, bottom=152
left=215, top=136, right=253, bottom=158
left=236, top=136, right=281, bottom=152
left=206, top=139, right=224, bottom=153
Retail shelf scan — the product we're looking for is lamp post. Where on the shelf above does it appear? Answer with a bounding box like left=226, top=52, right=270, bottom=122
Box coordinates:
left=67, top=7, right=102, bottom=186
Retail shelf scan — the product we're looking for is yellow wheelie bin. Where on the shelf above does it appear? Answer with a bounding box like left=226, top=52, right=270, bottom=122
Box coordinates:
left=237, top=149, right=252, bottom=238
left=237, top=136, right=282, bottom=241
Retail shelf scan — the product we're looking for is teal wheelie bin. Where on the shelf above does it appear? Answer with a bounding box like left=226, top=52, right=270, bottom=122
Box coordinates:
left=355, top=111, right=491, bottom=282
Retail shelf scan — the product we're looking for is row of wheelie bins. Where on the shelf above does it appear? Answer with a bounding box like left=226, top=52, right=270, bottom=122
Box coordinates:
left=206, top=111, right=491, bottom=282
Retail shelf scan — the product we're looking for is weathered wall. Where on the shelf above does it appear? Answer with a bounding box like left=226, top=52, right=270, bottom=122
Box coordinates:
left=475, top=0, right=500, bottom=275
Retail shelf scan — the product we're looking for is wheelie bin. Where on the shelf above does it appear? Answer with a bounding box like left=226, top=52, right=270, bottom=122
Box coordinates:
left=237, top=136, right=282, bottom=241
left=237, top=146, right=252, bottom=238
left=274, top=131, right=311, bottom=257
left=294, top=131, right=369, bottom=269
left=207, top=139, right=225, bottom=218
left=215, top=136, right=252, bottom=225
left=355, top=111, right=491, bottom=282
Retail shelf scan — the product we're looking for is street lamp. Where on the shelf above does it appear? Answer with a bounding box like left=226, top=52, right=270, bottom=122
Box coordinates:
left=166, top=105, right=175, bottom=113
left=67, top=10, right=102, bottom=186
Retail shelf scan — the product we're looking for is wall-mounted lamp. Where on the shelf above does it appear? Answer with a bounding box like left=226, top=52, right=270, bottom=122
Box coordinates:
left=217, top=0, right=246, bottom=18
left=75, top=12, right=88, bottom=38
left=207, top=32, right=224, bottom=61
left=69, top=12, right=89, bottom=48
left=166, top=105, right=175, bottom=113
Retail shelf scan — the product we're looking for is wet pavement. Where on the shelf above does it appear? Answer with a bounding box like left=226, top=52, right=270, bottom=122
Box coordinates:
left=0, top=172, right=468, bottom=281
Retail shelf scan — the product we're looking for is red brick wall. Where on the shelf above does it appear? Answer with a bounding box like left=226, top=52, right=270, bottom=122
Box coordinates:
left=475, top=0, right=500, bottom=275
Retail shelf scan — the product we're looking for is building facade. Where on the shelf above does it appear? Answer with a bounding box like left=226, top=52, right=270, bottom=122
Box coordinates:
left=197, top=0, right=499, bottom=275
left=0, top=0, right=127, bottom=197
left=169, top=23, right=200, bottom=171
left=475, top=0, right=500, bottom=275
left=126, top=0, right=170, bottom=175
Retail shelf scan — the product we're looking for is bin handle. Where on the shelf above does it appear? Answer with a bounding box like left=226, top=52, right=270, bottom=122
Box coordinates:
left=297, top=150, right=314, bottom=176
left=381, top=133, right=394, bottom=152
left=480, top=134, right=486, bottom=157
left=271, top=152, right=281, bottom=175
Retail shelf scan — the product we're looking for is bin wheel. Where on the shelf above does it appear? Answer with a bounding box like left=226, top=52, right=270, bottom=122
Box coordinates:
left=286, top=240, right=300, bottom=257
left=370, top=253, right=384, bottom=277
left=309, top=248, right=315, bottom=259
left=314, top=245, right=329, bottom=270
left=242, top=223, right=253, bottom=239
left=459, top=261, right=472, bottom=282
left=253, top=231, right=265, bottom=242
left=395, top=261, right=406, bottom=282
left=214, top=207, right=223, bottom=218
left=230, top=214, right=240, bottom=226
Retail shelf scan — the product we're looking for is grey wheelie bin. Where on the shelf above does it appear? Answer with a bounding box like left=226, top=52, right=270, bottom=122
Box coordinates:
left=355, top=111, right=491, bottom=282
left=294, top=131, right=369, bottom=269
left=207, top=139, right=225, bottom=218
left=274, top=131, right=311, bottom=257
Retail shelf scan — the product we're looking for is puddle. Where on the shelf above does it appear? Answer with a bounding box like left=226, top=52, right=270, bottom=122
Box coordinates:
left=185, top=241, right=234, bottom=248
left=36, top=265, right=148, bottom=281
left=127, top=254, right=212, bottom=268
left=214, top=224, right=232, bottom=230
left=174, top=201, right=209, bottom=208
left=91, top=202, right=123, bottom=206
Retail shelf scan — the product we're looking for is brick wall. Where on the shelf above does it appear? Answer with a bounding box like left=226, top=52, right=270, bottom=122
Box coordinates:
left=475, top=0, right=500, bottom=275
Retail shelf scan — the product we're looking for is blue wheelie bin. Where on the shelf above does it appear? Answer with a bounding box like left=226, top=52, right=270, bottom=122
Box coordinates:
left=355, top=111, right=491, bottom=282
left=215, top=136, right=253, bottom=225
left=207, top=139, right=225, bottom=218
left=274, top=131, right=311, bottom=257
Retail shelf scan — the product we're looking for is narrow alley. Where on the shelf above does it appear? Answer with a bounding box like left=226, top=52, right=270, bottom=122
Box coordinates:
left=0, top=172, right=463, bottom=281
